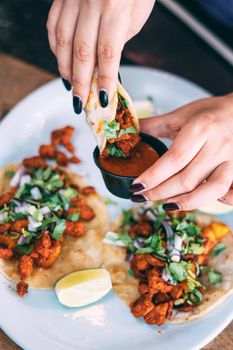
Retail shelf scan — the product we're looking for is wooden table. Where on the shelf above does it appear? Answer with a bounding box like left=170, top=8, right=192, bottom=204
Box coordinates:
left=0, top=52, right=233, bottom=350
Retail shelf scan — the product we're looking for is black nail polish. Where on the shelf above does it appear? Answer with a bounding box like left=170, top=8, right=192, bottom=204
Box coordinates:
left=162, top=202, right=181, bottom=211
left=118, top=72, right=122, bottom=83
left=131, top=194, right=147, bottom=203
left=99, top=90, right=108, bottom=108
left=73, top=96, right=82, bottom=115
left=129, top=183, right=145, bottom=193
left=61, top=78, right=71, bottom=91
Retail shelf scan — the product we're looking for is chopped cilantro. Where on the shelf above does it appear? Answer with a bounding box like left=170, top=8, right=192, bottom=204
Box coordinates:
left=5, top=170, right=15, bottom=179
left=188, top=243, right=204, bottom=255
left=120, top=209, right=136, bottom=227
left=118, top=93, right=129, bottom=108
left=168, top=261, right=188, bottom=282
left=59, top=187, right=78, bottom=200
left=67, top=212, right=80, bottom=222
left=104, top=120, right=120, bottom=139
left=211, top=242, right=226, bottom=256
left=128, top=269, right=136, bottom=277
left=108, top=144, right=126, bottom=158
left=208, top=268, right=223, bottom=285
left=118, top=232, right=135, bottom=252
left=102, top=197, right=117, bottom=206
left=52, top=219, right=66, bottom=240
left=135, top=247, right=154, bottom=254
left=118, top=127, right=137, bottom=138
left=176, top=221, right=200, bottom=236
left=18, top=244, right=34, bottom=255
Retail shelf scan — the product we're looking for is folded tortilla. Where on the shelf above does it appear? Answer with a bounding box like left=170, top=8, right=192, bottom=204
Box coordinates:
left=85, top=69, right=139, bottom=153
left=103, top=211, right=233, bottom=324
left=0, top=164, right=110, bottom=289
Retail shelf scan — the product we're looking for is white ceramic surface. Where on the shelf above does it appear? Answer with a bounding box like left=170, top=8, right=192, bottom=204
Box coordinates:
left=0, top=66, right=233, bottom=350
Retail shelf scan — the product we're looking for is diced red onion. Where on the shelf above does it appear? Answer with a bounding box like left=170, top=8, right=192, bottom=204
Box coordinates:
left=17, top=235, right=27, bottom=245
left=134, top=237, right=145, bottom=249
left=10, top=167, right=27, bottom=187
left=30, top=187, right=42, bottom=200
left=125, top=252, right=133, bottom=262
left=20, top=174, right=32, bottom=187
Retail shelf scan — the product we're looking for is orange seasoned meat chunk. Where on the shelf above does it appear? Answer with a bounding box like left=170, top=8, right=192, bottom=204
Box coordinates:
left=19, top=255, right=33, bottom=280
left=0, top=247, right=13, bottom=259
left=131, top=294, right=154, bottom=318
left=17, top=281, right=28, bottom=297
left=144, top=302, right=170, bottom=326
left=65, top=221, right=85, bottom=237
left=147, top=268, right=172, bottom=293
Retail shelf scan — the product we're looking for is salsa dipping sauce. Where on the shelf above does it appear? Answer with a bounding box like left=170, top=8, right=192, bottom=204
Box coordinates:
left=98, top=141, right=159, bottom=177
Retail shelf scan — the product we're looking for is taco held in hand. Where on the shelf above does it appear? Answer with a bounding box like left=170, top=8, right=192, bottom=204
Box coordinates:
left=85, top=70, right=160, bottom=177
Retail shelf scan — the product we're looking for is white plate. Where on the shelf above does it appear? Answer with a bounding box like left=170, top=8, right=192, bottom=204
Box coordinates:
left=0, top=66, right=233, bottom=350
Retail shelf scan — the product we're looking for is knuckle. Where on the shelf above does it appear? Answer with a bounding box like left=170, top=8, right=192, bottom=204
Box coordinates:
left=99, top=44, right=116, bottom=61
left=98, top=73, right=115, bottom=85
left=58, top=64, right=70, bottom=79
left=217, top=178, right=230, bottom=195
left=74, top=41, right=90, bottom=63
left=179, top=174, right=194, bottom=193
left=72, top=79, right=89, bottom=93
left=56, top=28, right=71, bottom=48
left=197, top=112, right=217, bottom=132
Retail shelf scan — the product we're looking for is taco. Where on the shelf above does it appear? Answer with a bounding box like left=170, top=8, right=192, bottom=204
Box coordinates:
left=103, top=203, right=233, bottom=326
left=0, top=126, right=109, bottom=296
left=85, top=69, right=140, bottom=158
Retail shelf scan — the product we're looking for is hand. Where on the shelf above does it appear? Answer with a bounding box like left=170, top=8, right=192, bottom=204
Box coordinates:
left=130, top=93, right=233, bottom=210
left=46, top=0, right=155, bottom=114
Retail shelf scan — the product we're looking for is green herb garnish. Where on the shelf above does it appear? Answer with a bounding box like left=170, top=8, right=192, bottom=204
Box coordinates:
left=52, top=219, right=66, bottom=240
left=211, top=242, right=226, bottom=256
left=5, top=170, right=15, bottom=179
left=118, top=94, right=129, bottom=108
left=104, top=120, right=120, bottom=139
left=118, top=127, right=137, bottom=138
left=108, top=144, right=126, bottom=158
left=67, top=212, right=80, bottom=222
left=208, top=268, right=223, bottom=285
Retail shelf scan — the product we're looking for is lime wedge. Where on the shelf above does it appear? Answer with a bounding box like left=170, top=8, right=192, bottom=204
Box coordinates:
left=55, top=268, right=112, bottom=307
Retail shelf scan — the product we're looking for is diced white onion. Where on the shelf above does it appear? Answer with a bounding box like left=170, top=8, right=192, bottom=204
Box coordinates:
left=103, top=231, right=126, bottom=247
left=170, top=254, right=181, bottom=263
left=14, top=202, right=30, bottom=214
left=162, top=269, right=177, bottom=285
left=30, top=187, right=42, bottom=200
left=64, top=203, right=70, bottom=211
left=174, top=235, right=183, bottom=251
left=0, top=212, right=8, bottom=221
left=28, top=216, right=42, bottom=232
left=10, top=167, right=27, bottom=187
left=40, top=206, right=51, bottom=215
left=20, top=174, right=32, bottom=187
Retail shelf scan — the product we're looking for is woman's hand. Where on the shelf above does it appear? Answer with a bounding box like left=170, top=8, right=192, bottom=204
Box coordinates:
left=46, top=0, right=155, bottom=114
left=130, top=93, right=233, bottom=210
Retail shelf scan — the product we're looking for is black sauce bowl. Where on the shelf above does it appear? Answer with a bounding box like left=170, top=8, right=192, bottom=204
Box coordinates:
left=93, top=133, right=168, bottom=199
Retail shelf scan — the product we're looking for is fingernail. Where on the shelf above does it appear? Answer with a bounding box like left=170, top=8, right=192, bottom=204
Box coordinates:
left=162, top=202, right=181, bottom=211
left=73, top=96, right=82, bottom=115
left=61, top=78, right=71, bottom=91
left=131, top=194, right=148, bottom=203
left=99, top=89, right=108, bottom=108
left=118, top=72, right=122, bottom=83
left=129, top=183, right=145, bottom=193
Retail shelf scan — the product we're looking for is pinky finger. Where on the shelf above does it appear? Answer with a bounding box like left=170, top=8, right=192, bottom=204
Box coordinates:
left=46, top=0, right=64, bottom=55
left=163, top=161, right=233, bottom=211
